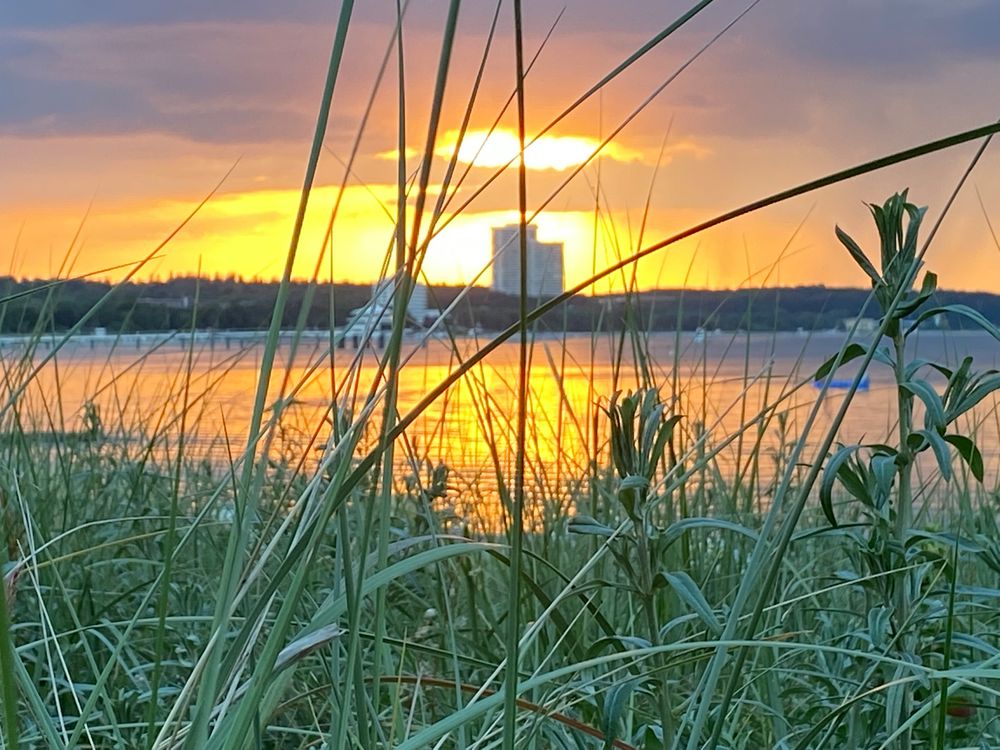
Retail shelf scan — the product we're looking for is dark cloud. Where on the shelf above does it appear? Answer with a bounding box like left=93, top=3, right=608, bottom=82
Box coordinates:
left=3, top=76, right=152, bottom=135
left=1, top=1, right=997, bottom=178
left=0, top=1, right=656, bottom=34
left=0, top=0, right=332, bottom=27
left=772, top=1, right=1000, bottom=73
left=0, top=23, right=335, bottom=143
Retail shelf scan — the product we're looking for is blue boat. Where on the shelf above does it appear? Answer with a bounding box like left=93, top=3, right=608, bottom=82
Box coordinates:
left=814, top=375, right=870, bottom=391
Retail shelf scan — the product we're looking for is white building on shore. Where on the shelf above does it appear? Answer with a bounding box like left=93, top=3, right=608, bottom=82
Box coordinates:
left=343, top=276, right=435, bottom=338
left=491, top=224, right=564, bottom=298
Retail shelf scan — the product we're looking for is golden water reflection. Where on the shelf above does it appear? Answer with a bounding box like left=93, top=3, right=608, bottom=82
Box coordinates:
left=7, top=330, right=998, bottom=525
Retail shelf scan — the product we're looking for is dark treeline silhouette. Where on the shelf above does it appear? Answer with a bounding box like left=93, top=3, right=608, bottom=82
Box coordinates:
left=1, top=276, right=998, bottom=334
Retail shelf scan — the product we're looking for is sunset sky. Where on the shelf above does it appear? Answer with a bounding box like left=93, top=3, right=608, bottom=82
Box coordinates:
left=2, top=1, right=999, bottom=293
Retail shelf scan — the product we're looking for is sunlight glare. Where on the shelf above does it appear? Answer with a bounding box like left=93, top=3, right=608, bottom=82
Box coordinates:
left=434, top=129, right=643, bottom=171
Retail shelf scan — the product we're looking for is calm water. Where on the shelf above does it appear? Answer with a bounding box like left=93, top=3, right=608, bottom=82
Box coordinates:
left=8, top=329, right=999, bottom=511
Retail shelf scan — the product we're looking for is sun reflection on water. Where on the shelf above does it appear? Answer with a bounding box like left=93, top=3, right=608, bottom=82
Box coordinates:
left=9, top=330, right=998, bottom=531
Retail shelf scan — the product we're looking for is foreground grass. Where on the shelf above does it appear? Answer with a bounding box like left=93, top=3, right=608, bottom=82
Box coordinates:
left=1, top=314, right=999, bottom=749
left=4, top=3, right=1000, bottom=749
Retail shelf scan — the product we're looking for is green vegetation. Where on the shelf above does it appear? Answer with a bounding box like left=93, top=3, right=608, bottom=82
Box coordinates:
left=3, top=4, right=1000, bottom=749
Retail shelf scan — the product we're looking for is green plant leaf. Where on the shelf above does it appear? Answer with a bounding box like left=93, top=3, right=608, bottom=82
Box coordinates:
left=904, top=358, right=952, bottom=381
left=274, top=625, right=345, bottom=673
left=870, top=452, right=897, bottom=508
left=646, top=414, right=682, bottom=480
left=908, top=429, right=952, bottom=480
left=661, top=517, right=760, bottom=546
left=872, top=346, right=896, bottom=369
left=901, top=378, right=946, bottom=432
left=945, top=632, right=999, bottom=657
left=601, top=678, right=638, bottom=750
left=568, top=515, right=618, bottom=537
left=896, top=270, right=937, bottom=317
left=907, top=529, right=983, bottom=553
left=586, top=635, right=654, bottom=661
left=943, top=434, right=984, bottom=482
left=620, top=475, right=650, bottom=492
left=657, top=570, right=722, bottom=635
left=844, top=460, right=875, bottom=503
left=814, top=343, right=867, bottom=381
left=950, top=372, right=1000, bottom=420
left=658, top=613, right=702, bottom=639
left=900, top=202, right=927, bottom=265
left=867, top=605, right=893, bottom=649
left=906, top=304, right=1000, bottom=340
left=819, top=445, right=863, bottom=525
left=835, top=226, right=881, bottom=285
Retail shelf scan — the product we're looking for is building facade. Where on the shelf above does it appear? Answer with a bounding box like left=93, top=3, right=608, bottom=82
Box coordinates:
left=344, top=275, right=434, bottom=337
left=370, top=276, right=430, bottom=322
left=491, top=224, right=564, bottom=298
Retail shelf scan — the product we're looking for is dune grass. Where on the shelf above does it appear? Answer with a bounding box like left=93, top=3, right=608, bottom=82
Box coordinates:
left=3, top=2, right=1000, bottom=749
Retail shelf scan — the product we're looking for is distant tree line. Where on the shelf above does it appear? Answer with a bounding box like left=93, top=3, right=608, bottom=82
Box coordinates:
left=433, top=286, right=1000, bottom=333
left=1, top=276, right=998, bottom=334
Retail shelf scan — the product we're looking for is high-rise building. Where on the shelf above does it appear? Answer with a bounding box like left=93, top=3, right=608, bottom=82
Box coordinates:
left=491, top=224, right=564, bottom=298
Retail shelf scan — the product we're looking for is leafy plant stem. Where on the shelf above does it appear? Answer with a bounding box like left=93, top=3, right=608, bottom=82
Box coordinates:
left=695, top=124, right=996, bottom=750
left=892, top=324, right=915, bottom=750
left=636, top=512, right=676, bottom=745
